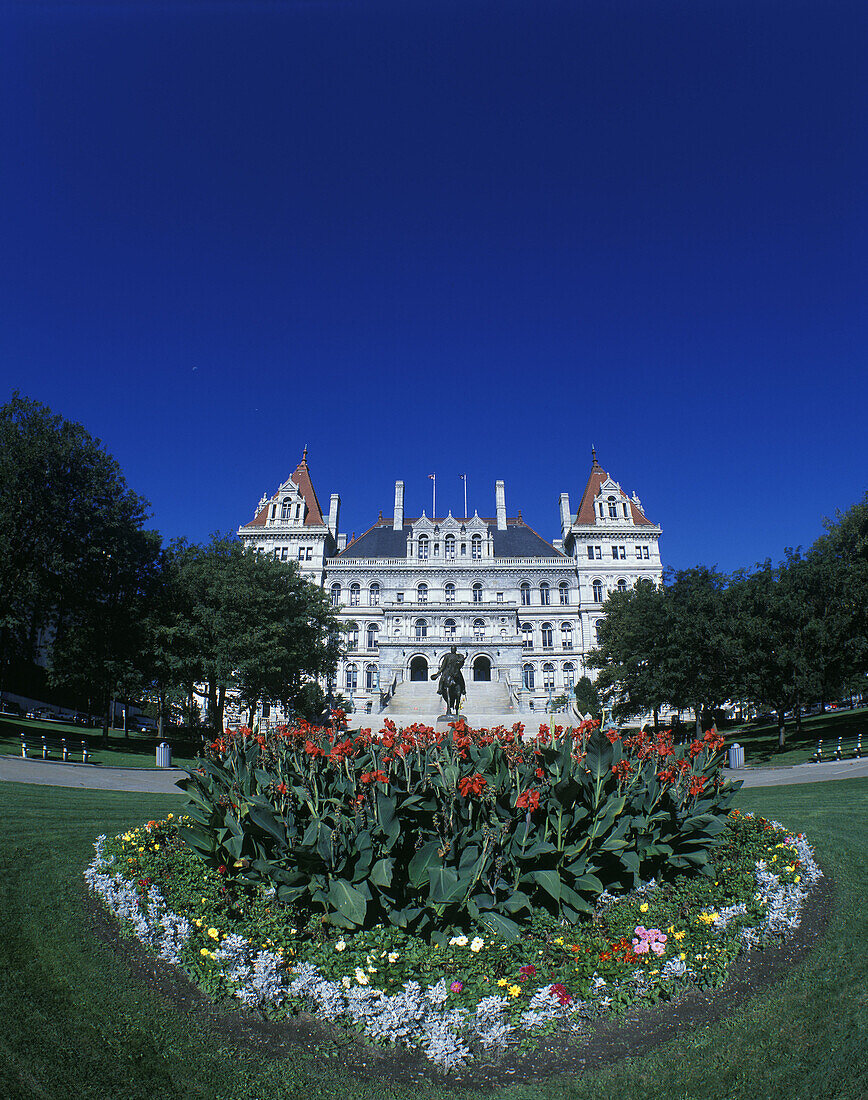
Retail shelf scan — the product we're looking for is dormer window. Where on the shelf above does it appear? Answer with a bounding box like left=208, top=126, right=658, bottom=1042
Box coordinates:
left=607, top=496, right=618, bottom=519
left=445, top=535, right=455, bottom=559
left=471, top=535, right=482, bottom=559
left=418, top=535, right=429, bottom=559
left=281, top=498, right=292, bottom=520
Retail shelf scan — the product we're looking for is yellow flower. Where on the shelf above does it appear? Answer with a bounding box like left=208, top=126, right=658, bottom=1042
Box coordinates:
left=674, top=930, right=685, bottom=942
left=639, top=903, right=649, bottom=913
left=554, top=937, right=564, bottom=946
left=508, top=985, right=521, bottom=997
left=794, top=875, right=801, bottom=883
left=679, top=953, right=686, bottom=960
left=697, top=912, right=718, bottom=925
left=497, top=978, right=508, bottom=987
left=200, top=948, right=213, bottom=958
left=667, top=926, right=674, bottom=934
left=167, top=813, right=173, bottom=820
left=207, top=928, right=219, bottom=940
left=195, top=919, right=202, bottom=928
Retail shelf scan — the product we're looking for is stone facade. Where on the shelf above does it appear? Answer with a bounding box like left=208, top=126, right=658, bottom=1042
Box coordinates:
left=238, top=450, right=663, bottom=717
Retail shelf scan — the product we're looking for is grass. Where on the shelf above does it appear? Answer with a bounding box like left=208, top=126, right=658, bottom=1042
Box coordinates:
left=0, top=716, right=199, bottom=770
left=0, top=780, right=866, bottom=1099
left=723, top=706, right=868, bottom=768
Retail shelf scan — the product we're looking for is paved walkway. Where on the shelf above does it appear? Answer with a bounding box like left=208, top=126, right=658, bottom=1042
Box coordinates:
left=2, top=752, right=867, bottom=794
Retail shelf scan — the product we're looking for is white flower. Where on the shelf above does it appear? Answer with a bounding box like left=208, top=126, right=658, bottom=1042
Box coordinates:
left=449, top=935, right=468, bottom=947
left=355, top=968, right=369, bottom=985
left=335, top=940, right=346, bottom=952
left=388, top=952, right=399, bottom=963
left=341, top=976, right=351, bottom=989
left=470, top=937, right=484, bottom=953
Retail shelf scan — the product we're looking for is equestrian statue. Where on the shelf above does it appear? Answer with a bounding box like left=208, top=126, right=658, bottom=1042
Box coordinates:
left=432, top=645, right=466, bottom=717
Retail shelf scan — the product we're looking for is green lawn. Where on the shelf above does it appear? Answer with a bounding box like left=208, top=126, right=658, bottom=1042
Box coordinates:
left=724, top=706, right=868, bottom=767
left=0, top=716, right=199, bottom=770
left=0, top=779, right=865, bottom=1099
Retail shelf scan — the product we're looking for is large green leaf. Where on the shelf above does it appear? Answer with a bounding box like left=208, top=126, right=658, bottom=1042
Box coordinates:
left=328, top=878, right=367, bottom=925
left=531, top=868, right=562, bottom=901
left=408, top=841, right=440, bottom=888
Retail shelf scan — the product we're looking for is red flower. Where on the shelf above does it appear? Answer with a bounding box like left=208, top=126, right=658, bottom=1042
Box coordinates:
left=689, top=775, right=707, bottom=797
left=550, top=982, right=573, bottom=1005
left=329, top=738, right=354, bottom=762
left=304, top=740, right=324, bottom=758
left=515, top=788, right=541, bottom=812
left=656, top=766, right=677, bottom=785
left=611, top=760, right=633, bottom=782
left=371, top=770, right=388, bottom=783
left=217, top=864, right=227, bottom=875
left=276, top=782, right=287, bottom=795
left=518, top=964, right=537, bottom=978
left=535, top=767, right=544, bottom=780
left=458, top=773, right=487, bottom=798
left=688, top=740, right=705, bottom=758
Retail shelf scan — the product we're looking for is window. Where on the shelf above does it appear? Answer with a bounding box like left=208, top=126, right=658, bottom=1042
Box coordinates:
left=366, top=623, right=379, bottom=650
left=369, top=583, right=380, bottom=606
left=280, top=547, right=288, bottom=561
left=415, top=618, right=428, bottom=641
left=461, top=543, right=467, bottom=556
left=523, top=664, right=535, bottom=690
left=542, top=663, right=555, bottom=689
left=444, top=618, right=457, bottom=640
left=636, top=545, right=650, bottom=560
left=472, top=583, right=484, bottom=604
left=473, top=618, right=485, bottom=640
left=607, top=496, right=618, bottom=519
left=330, top=583, right=341, bottom=608
left=445, top=535, right=456, bottom=559
left=346, top=623, right=358, bottom=651
left=520, top=583, right=531, bottom=606
left=522, top=622, right=533, bottom=649
left=617, top=579, right=628, bottom=592
left=541, top=622, right=553, bottom=648
left=563, top=662, right=575, bottom=688
left=418, top=535, right=429, bottom=560
left=349, top=583, right=360, bottom=606
left=496, top=592, right=503, bottom=603
left=433, top=542, right=439, bottom=556
left=611, top=545, right=626, bottom=560
left=298, top=547, right=305, bottom=561
left=365, top=664, right=377, bottom=692
left=273, top=548, right=280, bottom=558
left=444, top=583, right=455, bottom=604
left=561, top=622, right=573, bottom=649
left=345, top=663, right=357, bottom=692
left=587, top=546, right=594, bottom=560
left=623, top=503, right=629, bottom=518
left=471, top=535, right=482, bottom=559
left=396, top=592, right=404, bottom=604
left=592, top=580, right=603, bottom=602
left=540, top=582, right=550, bottom=606
left=595, top=621, right=603, bottom=644
left=281, top=498, right=292, bottom=520
left=417, top=583, right=428, bottom=605
left=559, top=583, right=569, bottom=605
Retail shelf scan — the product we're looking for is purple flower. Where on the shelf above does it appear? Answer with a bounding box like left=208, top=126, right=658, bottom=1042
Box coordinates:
left=450, top=980, right=464, bottom=992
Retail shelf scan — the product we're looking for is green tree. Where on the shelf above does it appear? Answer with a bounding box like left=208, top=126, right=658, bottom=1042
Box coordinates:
left=571, top=675, right=602, bottom=720
left=173, top=536, right=341, bottom=733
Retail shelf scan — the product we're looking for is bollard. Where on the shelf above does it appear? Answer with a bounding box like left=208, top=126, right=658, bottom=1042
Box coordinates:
left=155, top=742, right=172, bottom=768
left=727, top=742, right=744, bottom=770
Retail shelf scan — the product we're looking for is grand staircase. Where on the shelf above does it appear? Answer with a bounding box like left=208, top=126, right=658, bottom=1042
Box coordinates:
left=372, top=678, right=524, bottom=730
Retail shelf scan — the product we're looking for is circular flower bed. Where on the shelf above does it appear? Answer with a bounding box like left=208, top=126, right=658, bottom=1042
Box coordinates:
left=85, top=806, right=822, bottom=1070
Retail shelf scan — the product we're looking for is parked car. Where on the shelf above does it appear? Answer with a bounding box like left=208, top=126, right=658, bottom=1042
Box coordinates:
left=0, top=698, right=22, bottom=716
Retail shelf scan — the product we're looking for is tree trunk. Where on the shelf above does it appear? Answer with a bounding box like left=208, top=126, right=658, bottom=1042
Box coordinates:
left=777, top=708, right=786, bottom=749
left=795, top=708, right=802, bottom=734
left=101, top=691, right=110, bottom=748
left=695, top=704, right=702, bottom=739
left=653, top=707, right=659, bottom=734
left=216, top=684, right=226, bottom=734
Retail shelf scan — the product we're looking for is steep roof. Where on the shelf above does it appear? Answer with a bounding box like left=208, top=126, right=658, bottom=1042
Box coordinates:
left=240, top=448, right=326, bottom=530
left=333, top=518, right=565, bottom=559
left=573, top=452, right=655, bottom=528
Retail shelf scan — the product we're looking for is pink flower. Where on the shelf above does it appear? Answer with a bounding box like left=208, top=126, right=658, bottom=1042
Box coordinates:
left=550, top=983, right=573, bottom=1005
left=632, top=938, right=650, bottom=954
left=518, top=964, right=537, bottom=978
left=450, top=980, right=464, bottom=992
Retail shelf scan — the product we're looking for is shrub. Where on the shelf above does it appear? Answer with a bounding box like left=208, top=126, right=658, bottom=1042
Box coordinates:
left=180, top=717, right=739, bottom=942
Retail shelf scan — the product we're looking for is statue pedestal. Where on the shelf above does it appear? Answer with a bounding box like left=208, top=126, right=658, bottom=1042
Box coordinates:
left=435, top=712, right=465, bottom=729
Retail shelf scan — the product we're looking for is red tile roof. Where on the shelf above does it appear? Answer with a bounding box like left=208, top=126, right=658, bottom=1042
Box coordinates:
left=573, top=453, right=655, bottom=527
left=240, top=448, right=326, bottom=529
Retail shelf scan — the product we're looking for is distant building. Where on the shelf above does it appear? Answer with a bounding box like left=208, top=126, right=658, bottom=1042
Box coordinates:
left=237, top=449, right=663, bottom=720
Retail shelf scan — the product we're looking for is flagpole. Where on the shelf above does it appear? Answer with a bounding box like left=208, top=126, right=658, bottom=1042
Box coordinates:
left=429, top=473, right=436, bottom=518
left=461, top=474, right=467, bottom=518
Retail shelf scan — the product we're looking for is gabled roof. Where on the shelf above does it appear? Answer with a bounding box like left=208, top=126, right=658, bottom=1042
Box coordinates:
left=240, top=448, right=326, bottom=530
left=573, top=451, right=655, bottom=528
left=333, top=517, right=566, bottom=560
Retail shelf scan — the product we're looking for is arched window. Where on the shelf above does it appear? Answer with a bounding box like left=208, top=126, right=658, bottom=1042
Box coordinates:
left=417, top=583, right=428, bottom=605
left=541, top=622, right=553, bottom=648
left=366, top=623, right=379, bottom=650
left=281, top=497, right=292, bottom=520
left=349, top=583, right=360, bottom=607
left=369, top=582, right=380, bottom=606
left=607, top=496, right=618, bottom=519
left=472, top=582, right=483, bottom=604
left=471, top=534, right=482, bottom=559
left=345, top=663, right=357, bottom=692
left=542, top=663, right=555, bottom=689
left=365, top=663, right=377, bottom=692
left=523, top=664, right=535, bottom=690
left=445, top=535, right=456, bottom=559
left=444, top=583, right=455, bottom=605
left=522, top=622, right=533, bottom=649
left=592, top=580, right=603, bottom=603
left=561, top=622, right=573, bottom=649
left=345, top=622, right=358, bottom=651
left=539, top=582, right=550, bottom=606
left=444, top=618, right=457, bottom=640
left=418, top=535, right=429, bottom=559
left=595, top=621, right=603, bottom=645
left=559, top=582, right=569, bottom=605
left=473, top=618, right=485, bottom=640
left=563, top=662, right=575, bottom=689
left=520, top=583, right=531, bottom=606
left=330, top=583, right=341, bottom=608
left=414, top=618, right=428, bottom=641
left=617, top=578, right=627, bottom=592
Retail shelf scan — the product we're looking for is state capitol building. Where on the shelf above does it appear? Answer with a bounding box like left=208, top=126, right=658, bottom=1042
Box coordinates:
left=238, top=451, right=663, bottom=721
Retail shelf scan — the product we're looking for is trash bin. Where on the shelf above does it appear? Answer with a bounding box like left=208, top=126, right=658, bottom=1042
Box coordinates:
left=727, top=742, right=744, bottom=770
left=155, top=742, right=172, bottom=768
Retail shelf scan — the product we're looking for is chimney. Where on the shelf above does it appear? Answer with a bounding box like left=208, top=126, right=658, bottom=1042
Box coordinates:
left=328, top=493, right=341, bottom=540
left=495, top=480, right=507, bottom=531
left=393, top=480, right=405, bottom=530
left=559, top=492, right=572, bottom=538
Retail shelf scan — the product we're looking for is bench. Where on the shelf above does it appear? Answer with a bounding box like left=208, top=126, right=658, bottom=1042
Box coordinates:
left=20, top=734, right=90, bottom=763
left=810, top=733, right=862, bottom=762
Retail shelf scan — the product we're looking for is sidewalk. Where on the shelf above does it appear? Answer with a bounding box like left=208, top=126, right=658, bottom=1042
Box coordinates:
left=2, top=751, right=867, bottom=794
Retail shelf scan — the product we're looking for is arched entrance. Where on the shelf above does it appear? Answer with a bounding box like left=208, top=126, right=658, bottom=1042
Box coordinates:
left=409, top=655, right=428, bottom=681
left=472, top=655, right=491, bottom=682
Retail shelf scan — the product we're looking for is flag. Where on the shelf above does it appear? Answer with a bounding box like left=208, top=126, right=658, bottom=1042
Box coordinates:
left=428, top=473, right=435, bottom=480
left=460, top=473, right=466, bottom=480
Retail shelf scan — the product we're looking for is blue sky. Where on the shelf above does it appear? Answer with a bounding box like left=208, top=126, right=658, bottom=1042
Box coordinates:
left=2, top=0, right=865, bottom=572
